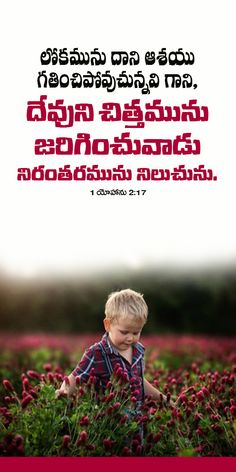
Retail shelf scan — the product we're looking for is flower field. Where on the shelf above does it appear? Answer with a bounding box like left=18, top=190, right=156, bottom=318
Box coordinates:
left=0, top=333, right=236, bottom=456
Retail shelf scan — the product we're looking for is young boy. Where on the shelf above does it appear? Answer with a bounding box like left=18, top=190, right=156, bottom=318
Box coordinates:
left=55, top=288, right=173, bottom=408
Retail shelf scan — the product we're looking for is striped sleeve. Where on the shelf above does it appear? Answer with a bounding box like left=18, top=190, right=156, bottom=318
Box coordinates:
left=72, top=346, right=95, bottom=381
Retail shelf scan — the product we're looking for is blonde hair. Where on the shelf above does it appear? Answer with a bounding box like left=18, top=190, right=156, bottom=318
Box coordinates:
left=105, top=288, right=148, bottom=324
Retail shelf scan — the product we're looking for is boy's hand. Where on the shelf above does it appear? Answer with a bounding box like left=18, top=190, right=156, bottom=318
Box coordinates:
left=55, top=388, right=67, bottom=399
left=55, top=373, right=76, bottom=399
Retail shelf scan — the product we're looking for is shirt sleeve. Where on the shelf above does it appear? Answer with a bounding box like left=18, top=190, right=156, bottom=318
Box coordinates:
left=72, top=346, right=95, bottom=382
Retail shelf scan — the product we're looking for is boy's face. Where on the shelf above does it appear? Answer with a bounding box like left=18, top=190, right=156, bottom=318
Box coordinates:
left=103, top=317, right=144, bottom=351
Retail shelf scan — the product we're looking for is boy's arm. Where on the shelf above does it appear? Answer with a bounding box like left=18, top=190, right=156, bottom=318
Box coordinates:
left=55, top=346, right=95, bottom=398
left=144, top=377, right=175, bottom=407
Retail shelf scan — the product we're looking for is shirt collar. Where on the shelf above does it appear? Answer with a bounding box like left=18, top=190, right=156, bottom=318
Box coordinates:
left=101, top=332, right=145, bottom=357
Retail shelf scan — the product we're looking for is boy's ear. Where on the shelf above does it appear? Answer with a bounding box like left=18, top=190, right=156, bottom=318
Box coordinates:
left=103, top=318, right=110, bottom=332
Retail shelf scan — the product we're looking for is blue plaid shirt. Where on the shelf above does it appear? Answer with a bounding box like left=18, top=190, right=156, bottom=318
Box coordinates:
left=72, top=332, right=145, bottom=405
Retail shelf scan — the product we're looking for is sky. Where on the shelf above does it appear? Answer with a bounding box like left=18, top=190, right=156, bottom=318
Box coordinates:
left=0, top=0, right=235, bottom=278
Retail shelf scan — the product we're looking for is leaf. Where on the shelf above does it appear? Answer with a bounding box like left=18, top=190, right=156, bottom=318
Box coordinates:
left=178, top=448, right=197, bottom=457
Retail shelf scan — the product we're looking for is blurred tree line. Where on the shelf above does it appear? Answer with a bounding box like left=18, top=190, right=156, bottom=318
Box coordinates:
left=0, top=269, right=236, bottom=335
